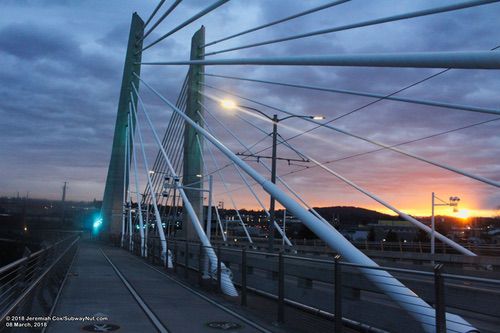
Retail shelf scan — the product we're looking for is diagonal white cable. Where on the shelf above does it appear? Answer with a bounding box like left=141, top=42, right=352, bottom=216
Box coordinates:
left=218, top=100, right=476, bottom=256
left=132, top=82, right=238, bottom=296
left=129, top=99, right=171, bottom=267
left=199, top=99, right=346, bottom=231
left=129, top=112, right=146, bottom=256
left=196, top=132, right=253, bottom=243
left=136, top=74, right=477, bottom=332
left=121, top=122, right=128, bottom=248
left=198, top=106, right=293, bottom=246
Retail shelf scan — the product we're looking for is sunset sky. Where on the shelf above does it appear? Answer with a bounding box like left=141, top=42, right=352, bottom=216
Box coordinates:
left=0, top=0, right=499, bottom=218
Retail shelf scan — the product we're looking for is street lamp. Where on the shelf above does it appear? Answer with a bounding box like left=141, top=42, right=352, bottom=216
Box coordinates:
left=431, top=192, right=460, bottom=256
left=220, top=99, right=325, bottom=251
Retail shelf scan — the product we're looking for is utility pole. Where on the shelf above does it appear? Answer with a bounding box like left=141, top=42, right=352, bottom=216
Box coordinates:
left=268, top=115, right=278, bottom=251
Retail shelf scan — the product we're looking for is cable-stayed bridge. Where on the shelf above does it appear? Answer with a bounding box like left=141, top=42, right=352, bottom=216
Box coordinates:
left=1, top=1, right=500, bottom=332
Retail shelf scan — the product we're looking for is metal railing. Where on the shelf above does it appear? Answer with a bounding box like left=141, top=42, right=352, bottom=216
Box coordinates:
left=0, top=233, right=80, bottom=331
left=129, top=235, right=500, bottom=333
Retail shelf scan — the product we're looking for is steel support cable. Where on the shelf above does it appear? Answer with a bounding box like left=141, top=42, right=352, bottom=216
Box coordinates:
left=202, top=84, right=500, bottom=188
left=203, top=100, right=355, bottom=231
left=150, top=113, right=184, bottom=212
left=131, top=82, right=238, bottom=297
left=147, top=106, right=186, bottom=214
left=193, top=133, right=227, bottom=244
left=141, top=0, right=231, bottom=53
left=141, top=50, right=500, bottom=69
left=198, top=128, right=254, bottom=244
left=148, top=110, right=186, bottom=208
left=129, top=112, right=146, bottom=256
left=134, top=74, right=477, bottom=333
left=202, top=0, right=350, bottom=48
left=198, top=109, right=292, bottom=246
left=203, top=44, right=500, bottom=165
left=143, top=0, right=166, bottom=27
left=125, top=118, right=134, bottom=250
left=121, top=118, right=128, bottom=248
left=143, top=76, right=188, bottom=206
left=201, top=0, right=500, bottom=56
left=129, top=99, right=171, bottom=267
left=281, top=116, right=500, bottom=178
left=203, top=73, right=500, bottom=116
left=142, top=0, right=182, bottom=41
left=226, top=105, right=477, bottom=257
left=198, top=104, right=306, bottom=246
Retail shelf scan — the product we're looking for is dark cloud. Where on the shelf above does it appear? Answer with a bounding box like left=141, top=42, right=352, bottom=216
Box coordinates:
left=0, top=0, right=498, bottom=215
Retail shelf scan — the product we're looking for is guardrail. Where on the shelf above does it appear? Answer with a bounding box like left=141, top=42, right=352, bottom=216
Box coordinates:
left=128, top=235, right=500, bottom=333
left=0, top=233, right=80, bottom=332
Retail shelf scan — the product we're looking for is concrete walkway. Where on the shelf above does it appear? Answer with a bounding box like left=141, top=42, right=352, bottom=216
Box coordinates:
left=47, top=241, right=274, bottom=333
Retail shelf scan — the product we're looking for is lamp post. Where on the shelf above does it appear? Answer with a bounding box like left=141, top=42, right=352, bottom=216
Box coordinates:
left=220, top=99, right=324, bottom=251
left=431, top=192, right=460, bottom=256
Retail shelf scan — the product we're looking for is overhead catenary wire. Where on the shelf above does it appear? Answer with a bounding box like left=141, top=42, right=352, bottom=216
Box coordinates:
left=141, top=0, right=230, bottom=53
left=202, top=0, right=350, bottom=48
left=201, top=0, right=499, bottom=56
left=199, top=102, right=326, bottom=243
left=197, top=129, right=254, bottom=244
left=281, top=116, right=500, bottom=178
left=198, top=108, right=293, bottom=246
left=202, top=83, right=500, bottom=188
left=222, top=101, right=476, bottom=256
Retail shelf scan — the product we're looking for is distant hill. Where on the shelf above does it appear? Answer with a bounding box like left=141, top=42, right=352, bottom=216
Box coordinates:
left=312, top=206, right=398, bottom=226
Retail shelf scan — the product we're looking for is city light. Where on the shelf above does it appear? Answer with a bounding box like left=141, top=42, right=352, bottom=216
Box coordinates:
left=220, top=99, right=237, bottom=110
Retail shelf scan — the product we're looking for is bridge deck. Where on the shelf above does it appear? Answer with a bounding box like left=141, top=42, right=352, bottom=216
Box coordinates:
left=47, top=241, right=273, bottom=333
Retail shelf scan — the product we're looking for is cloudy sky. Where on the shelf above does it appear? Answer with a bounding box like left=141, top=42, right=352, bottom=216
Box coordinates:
left=0, top=0, right=499, bottom=217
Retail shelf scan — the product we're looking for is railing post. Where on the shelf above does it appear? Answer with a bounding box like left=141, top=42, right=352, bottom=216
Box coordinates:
left=217, top=245, right=222, bottom=292
left=434, top=264, right=446, bottom=333
left=241, top=248, right=247, bottom=306
left=185, top=241, right=189, bottom=278
left=334, top=254, right=343, bottom=333
left=277, top=251, right=285, bottom=324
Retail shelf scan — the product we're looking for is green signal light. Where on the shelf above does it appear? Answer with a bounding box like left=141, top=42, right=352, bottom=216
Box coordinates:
left=93, top=218, right=103, bottom=229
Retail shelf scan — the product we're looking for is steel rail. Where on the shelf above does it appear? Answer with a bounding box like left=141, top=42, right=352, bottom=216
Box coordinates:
left=201, top=0, right=500, bottom=56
